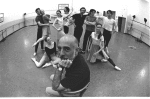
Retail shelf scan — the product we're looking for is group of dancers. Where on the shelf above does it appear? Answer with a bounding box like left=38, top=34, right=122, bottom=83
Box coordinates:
left=31, top=7, right=121, bottom=71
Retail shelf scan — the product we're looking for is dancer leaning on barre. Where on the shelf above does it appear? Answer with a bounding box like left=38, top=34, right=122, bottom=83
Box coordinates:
left=97, top=10, right=118, bottom=54
left=87, top=24, right=121, bottom=71
left=32, top=36, right=60, bottom=68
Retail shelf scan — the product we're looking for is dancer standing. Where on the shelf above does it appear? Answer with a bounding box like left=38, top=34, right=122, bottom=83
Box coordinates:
left=34, top=8, right=49, bottom=56
left=63, top=7, right=73, bottom=34
left=98, top=10, right=118, bottom=54
left=82, top=9, right=96, bottom=54
left=52, top=10, right=66, bottom=44
left=70, top=7, right=87, bottom=45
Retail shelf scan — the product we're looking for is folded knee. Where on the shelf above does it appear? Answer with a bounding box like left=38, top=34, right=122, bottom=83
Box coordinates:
left=46, top=87, right=60, bottom=96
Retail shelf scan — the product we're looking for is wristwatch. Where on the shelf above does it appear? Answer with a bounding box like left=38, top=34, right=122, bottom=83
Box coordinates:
left=58, top=67, right=62, bottom=71
left=57, top=64, right=64, bottom=71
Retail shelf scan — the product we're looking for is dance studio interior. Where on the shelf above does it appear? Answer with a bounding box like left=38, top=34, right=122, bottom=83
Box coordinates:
left=0, top=0, right=149, bottom=97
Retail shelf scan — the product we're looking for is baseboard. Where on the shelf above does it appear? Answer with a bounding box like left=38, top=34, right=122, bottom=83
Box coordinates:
left=124, top=32, right=150, bottom=47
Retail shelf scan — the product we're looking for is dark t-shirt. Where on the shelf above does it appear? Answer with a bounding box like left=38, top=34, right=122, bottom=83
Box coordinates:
left=72, top=14, right=87, bottom=27
left=35, top=15, right=44, bottom=29
left=85, top=16, right=96, bottom=32
left=61, top=54, right=90, bottom=91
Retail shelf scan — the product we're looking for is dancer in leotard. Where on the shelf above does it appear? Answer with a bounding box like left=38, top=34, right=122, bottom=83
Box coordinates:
left=32, top=36, right=60, bottom=68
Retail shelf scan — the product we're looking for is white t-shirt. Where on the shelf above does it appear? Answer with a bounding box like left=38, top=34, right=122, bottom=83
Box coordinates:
left=91, top=32, right=104, bottom=45
left=99, top=16, right=118, bottom=32
left=103, top=17, right=115, bottom=31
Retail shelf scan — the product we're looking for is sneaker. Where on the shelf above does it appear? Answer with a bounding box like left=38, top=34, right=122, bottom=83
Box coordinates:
left=101, top=59, right=107, bottom=62
left=114, top=66, right=121, bottom=71
left=33, top=52, right=37, bottom=56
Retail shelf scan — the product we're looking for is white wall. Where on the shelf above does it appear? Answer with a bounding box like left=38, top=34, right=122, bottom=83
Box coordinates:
left=73, top=0, right=128, bottom=16
left=0, top=0, right=128, bottom=24
left=0, top=0, right=149, bottom=25
left=126, top=0, right=149, bottom=26
left=125, top=0, right=150, bottom=46
left=0, top=0, right=150, bottom=45
left=0, top=0, right=73, bottom=30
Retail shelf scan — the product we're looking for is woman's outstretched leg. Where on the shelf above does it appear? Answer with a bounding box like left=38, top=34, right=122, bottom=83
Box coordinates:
left=102, top=50, right=121, bottom=71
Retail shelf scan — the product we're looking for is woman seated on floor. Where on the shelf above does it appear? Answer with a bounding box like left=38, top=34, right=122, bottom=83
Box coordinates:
left=87, top=24, right=121, bottom=71
left=32, top=36, right=60, bottom=68
left=87, top=24, right=105, bottom=62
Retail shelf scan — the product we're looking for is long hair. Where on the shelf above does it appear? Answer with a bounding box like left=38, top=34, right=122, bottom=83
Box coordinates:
left=95, top=24, right=102, bottom=39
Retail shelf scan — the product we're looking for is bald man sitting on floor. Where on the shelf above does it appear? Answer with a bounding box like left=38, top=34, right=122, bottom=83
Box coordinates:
left=46, top=35, right=90, bottom=96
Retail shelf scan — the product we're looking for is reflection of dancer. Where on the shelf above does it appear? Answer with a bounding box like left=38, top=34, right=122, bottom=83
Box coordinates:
left=32, top=36, right=60, bottom=68
left=87, top=24, right=121, bottom=71
left=98, top=10, right=118, bottom=54
left=52, top=10, right=65, bottom=44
